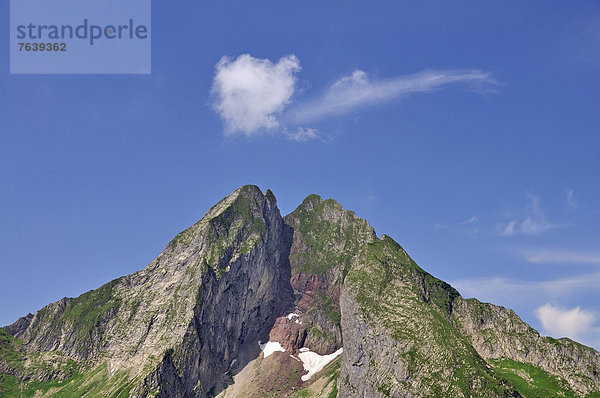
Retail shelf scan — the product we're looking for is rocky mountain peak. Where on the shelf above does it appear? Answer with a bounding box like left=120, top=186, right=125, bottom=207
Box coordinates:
left=1, top=186, right=599, bottom=398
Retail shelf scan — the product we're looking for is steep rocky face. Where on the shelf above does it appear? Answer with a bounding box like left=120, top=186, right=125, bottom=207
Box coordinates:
left=452, top=297, right=600, bottom=396
left=283, top=195, right=376, bottom=355
left=338, top=233, right=600, bottom=397
left=339, top=236, right=517, bottom=397
left=1, top=185, right=294, bottom=397
left=133, top=186, right=295, bottom=397
left=1, top=186, right=600, bottom=398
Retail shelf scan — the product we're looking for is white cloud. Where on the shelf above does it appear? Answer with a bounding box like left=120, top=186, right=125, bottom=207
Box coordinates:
left=211, top=54, right=301, bottom=136
left=526, top=250, right=600, bottom=264
left=498, top=193, right=555, bottom=236
left=457, top=216, right=479, bottom=235
left=536, top=303, right=595, bottom=341
left=461, top=216, right=478, bottom=225
left=500, top=220, right=518, bottom=236
left=211, top=54, right=498, bottom=141
left=283, top=127, right=321, bottom=142
left=520, top=194, right=554, bottom=234
left=434, top=216, right=479, bottom=234
left=567, top=189, right=577, bottom=209
left=292, top=69, right=499, bottom=122
left=451, top=272, right=600, bottom=308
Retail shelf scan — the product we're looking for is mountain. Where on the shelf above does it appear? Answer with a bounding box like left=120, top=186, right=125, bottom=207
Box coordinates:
left=1, top=185, right=599, bottom=397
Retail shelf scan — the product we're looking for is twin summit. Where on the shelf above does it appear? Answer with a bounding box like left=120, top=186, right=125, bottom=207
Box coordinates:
left=16, top=19, right=148, bottom=45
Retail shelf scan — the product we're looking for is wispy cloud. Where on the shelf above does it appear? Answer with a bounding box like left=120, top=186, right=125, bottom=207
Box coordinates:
left=433, top=216, right=479, bottom=235
left=292, top=69, right=499, bottom=123
left=498, top=193, right=555, bottom=236
left=451, top=272, right=600, bottom=306
left=500, top=220, right=518, bottom=236
left=458, top=216, right=479, bottom=235
left=211, top=54, right=499, bottom=140
left=461, top=216, right=478, bottom=225
left=567, top=189, right=577, bottom=209
left=283, top=127, right=321, bottom=142
left=536, top=303, right=596, bottom=341
left=526, top=250, right=600, bottom=264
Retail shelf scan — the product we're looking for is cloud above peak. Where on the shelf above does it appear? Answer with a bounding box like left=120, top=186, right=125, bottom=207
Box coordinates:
left=211, top=54, right=301, bottom=136
left=211, top=54, right=499, bottom=140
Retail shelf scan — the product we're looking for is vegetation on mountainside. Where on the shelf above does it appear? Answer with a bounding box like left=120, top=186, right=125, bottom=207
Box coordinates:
left=0, top=362, right=143, bottom=397
left=0, top=328, right=24, bottom=372
left=168, top=188, right=267, bottom=282
left=2, top=187, right=599, bottom=397
left=344, top=236, right=516, bottom=396
left=32, top=279, right=122, bottom=353
left=490, top=358, right=581, bottom=398
left=286, top=196, right=374, bottom=277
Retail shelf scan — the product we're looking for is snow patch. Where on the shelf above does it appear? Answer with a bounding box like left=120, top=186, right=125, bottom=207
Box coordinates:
left=258, top=340, right=285, bottom=358
left=225, top=358, right=237, bottom=375
left=298, top=348, right=343, bottom=381
left=286, top=312, right=300, bottom=320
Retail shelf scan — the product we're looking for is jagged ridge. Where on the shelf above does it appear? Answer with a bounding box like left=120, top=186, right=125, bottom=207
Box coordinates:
left=1, top=186, right=599, bottom=398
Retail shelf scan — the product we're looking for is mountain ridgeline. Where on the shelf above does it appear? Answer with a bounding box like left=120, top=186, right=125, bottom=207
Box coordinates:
left=1, top=185, right=599, bottom=397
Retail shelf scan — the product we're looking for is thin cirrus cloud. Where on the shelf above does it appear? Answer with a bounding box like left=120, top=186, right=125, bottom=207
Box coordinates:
left=567, top=189, right=577, bottom=209
left=498, top=193, right=555, bottom=236
left=526, top=250, right=600, bottom=264
left=461, top=216, right=479, bottom=225
left=451, top=272, right=600, bottom=306
left=211, top=54, right=499, bottom=140
left=290, top=69, right=499, bottom=123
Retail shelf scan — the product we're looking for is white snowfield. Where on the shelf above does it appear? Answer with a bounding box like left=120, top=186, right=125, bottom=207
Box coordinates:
left=258, top=339, right=344, bottom=381
left=298, top=347, right=344, bottom=381
left=258, top=340, right=285, bottom=358
left=286, top=312, right=300, bottom=320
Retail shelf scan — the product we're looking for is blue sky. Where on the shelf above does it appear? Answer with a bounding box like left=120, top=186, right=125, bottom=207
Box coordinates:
left=1, top=1, right=599, bottom=348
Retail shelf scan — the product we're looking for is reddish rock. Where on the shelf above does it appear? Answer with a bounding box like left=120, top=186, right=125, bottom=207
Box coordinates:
left=268, top=313, right=307, bottom=354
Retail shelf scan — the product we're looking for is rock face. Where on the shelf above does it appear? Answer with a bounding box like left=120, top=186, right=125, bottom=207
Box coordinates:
left=1, top=185, right=294, bottom=397
left=1, top=185, right=599, bottom=397
left=452, top=297, right=600, bottom=395
left=132, top=186, right=295, bottom=397
left=338, top=236, right=516, bottom=397
left=283, top=195, right=376, bottom=355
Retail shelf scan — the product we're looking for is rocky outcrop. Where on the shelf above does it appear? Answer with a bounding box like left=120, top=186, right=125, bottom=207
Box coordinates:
left=338, top=236, right=518, bottom=397
left=453, top=297, right=600, bottom=396
left=3, top=185, right=295, bottom=397
left=284, top=195, right=376, bottom=355
left=134, top=188, right=295, bottom=397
